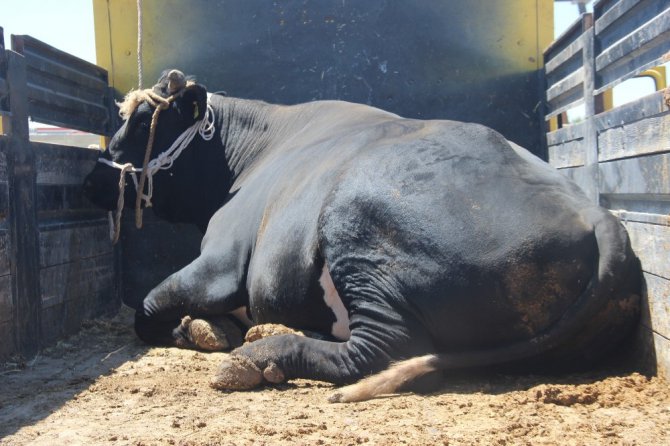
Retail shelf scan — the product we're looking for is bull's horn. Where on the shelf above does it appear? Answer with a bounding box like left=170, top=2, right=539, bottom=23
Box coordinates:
left=167, top=69, right=187, bottom=94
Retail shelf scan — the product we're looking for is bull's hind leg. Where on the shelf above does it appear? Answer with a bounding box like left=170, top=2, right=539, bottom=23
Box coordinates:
left=211, top=311, right=441, bottom=397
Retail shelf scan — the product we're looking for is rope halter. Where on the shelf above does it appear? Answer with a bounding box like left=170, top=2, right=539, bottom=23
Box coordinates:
left=98, top=89, right=215, bottom=243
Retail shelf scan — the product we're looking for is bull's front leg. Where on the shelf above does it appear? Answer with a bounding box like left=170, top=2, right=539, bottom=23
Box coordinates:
left=135, top=253, right=249, bottom=351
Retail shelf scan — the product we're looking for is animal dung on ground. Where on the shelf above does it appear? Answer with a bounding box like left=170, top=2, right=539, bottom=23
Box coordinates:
left=183, top=317, right=231, bottom=351
left=244, top=323, right=305, bottom=343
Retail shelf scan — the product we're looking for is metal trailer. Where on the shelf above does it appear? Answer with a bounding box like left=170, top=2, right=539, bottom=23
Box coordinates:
left=544, top=0, right=670, bottom=378
left=93, top=0, right=555, bottom=310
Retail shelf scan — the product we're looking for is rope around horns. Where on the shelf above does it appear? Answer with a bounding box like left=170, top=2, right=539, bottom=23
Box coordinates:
left=103, top=84, right=214, bottom=243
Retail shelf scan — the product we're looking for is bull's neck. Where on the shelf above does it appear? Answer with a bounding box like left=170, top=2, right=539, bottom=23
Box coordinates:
left=213, top=96, right=308, bottom=182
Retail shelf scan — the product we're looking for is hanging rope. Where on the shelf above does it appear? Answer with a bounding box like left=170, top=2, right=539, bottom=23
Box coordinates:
left=108, top=163, right=135, bottom=243
left=137, top=0, right=143, bottom=89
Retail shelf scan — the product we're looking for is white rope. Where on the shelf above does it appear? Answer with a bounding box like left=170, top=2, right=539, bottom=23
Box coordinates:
left=137, top=0, right=143, bottom=89
left=99, top=100, right=215, bottom=242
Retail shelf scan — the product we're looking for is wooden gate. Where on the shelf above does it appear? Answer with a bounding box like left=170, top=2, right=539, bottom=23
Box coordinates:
left=0, top=28, right=120, bottom=359
left=544, top=0, right=670, bottom=377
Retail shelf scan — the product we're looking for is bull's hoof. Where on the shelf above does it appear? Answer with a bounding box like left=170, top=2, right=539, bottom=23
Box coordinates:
left=262, top=361, right=285, bottom=384
left=210, top=355, right=263, bottom=390
left=181, top=316, right=230, bottom=351
left=244, top=323, right=305, bottom=343
left=328, top=391, right=345, bottom=403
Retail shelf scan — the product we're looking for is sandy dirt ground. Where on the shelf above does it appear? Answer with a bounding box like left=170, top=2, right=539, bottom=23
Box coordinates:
left=1, top=309, right=669, bottom=446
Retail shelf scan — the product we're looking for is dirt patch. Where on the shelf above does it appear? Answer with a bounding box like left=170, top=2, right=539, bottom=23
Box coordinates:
left=1, top=309, right=669, bottom=446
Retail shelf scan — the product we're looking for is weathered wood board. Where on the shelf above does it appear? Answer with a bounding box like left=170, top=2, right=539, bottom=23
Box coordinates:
left=598, top=110, right=670, bottom=161
left=548, top=138, right=587, bottom=168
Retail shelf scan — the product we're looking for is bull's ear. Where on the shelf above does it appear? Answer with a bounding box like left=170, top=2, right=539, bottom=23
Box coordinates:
left=175, top=84, right=208, bottom=124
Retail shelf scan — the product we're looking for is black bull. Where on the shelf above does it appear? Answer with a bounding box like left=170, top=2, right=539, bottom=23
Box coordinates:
left=84, top=71, right=640, bottom=402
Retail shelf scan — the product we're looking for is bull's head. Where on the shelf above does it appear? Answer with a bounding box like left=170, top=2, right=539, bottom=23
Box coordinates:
left=83, top=69, right=210, bottom=239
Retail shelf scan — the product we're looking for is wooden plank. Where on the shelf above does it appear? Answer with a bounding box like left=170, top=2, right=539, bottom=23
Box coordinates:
left=0, top=26, right=5, bottom=72
left=595, top=8, right=670, bottom=93
left=582, top=27, right=599, bottom=203
left=644, top=272, right=670, bottom=340
left=599, top=111, right=670, bottom=161
left=593, top=0, right=619, bottom=17
left=34, top=142, right=100, bottom=185
left=39, top=223, right=113, bottom=268
left=620, top=220, right=670, bottom=280
left=595, top=0, right=642, bottom=35
left=606, top=194, right=670, bottom=225
left=544, top=13, right=592, bottom=60
left=599, top=152, right=670, bottom=195
left=40, top=253, right=118, bottom=342
left=22, top=54, right=108, bottom=94
left=0, top=230, right=9, bottom=276
left=594, top=90, right=667, bottom=131
left=545, top=97, right=585, bottom=120
left=546, top=67, right=585, bottom=102
left=548, top=139, right=587, bottom=168
left=595, top=0, right=668, bottom=48
left=0, top=77, right=7, bottom=108
left=24, top=86, right=110, bottom=135
left=598, top=125, right=625, bottom=160
left=0, top=183, right=8, bottom=227
left=37, top=185, right=88, bottom=214
left=0, top=140, right=7, bottom=180
left=611, top=209, right=670, bottom=226
left=11, top=34, right=113, bottom=136
left=41, top=254, right=116, bottom=307
left=556, top=165, right=592, bottom=195
left=5, top=50, right=41, bottom=357
left=0, top=274, right=12, bottom=324
left=11, top=35, right=108, bottom=90
left=544, top=34, right=585, bottom=76
left=546, top=121, right=585, bottom=145
left=0, top=321, right=14, bottom=359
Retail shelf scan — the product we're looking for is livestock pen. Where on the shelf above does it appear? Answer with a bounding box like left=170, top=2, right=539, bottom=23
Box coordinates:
left=1, top=0, right=669, bottom=444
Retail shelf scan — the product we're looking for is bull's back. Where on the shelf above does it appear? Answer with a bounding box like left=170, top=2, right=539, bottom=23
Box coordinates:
left=321, top=119, right=634, bottom=357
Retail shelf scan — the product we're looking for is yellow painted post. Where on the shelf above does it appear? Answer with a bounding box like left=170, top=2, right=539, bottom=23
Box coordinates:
left=639, top=66, right=667, bottom=90
left=93, top=0, right=141, bottom=97
left=0, top=114, right=9, bottom=135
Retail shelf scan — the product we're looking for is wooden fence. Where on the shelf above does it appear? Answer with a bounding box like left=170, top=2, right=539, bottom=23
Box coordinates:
left=0, top=28, right=120, bottom=359
left=544, top=0, right=670, bottom=377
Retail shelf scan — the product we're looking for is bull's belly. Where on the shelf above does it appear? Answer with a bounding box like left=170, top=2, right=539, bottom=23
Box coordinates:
left=415, top=254, right=595, bottom=351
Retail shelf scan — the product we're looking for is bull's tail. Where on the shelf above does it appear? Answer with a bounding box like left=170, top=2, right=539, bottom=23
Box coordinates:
left=328, top=355, right=441, bottom=403
left=329, top=209, right=641, bottom=403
